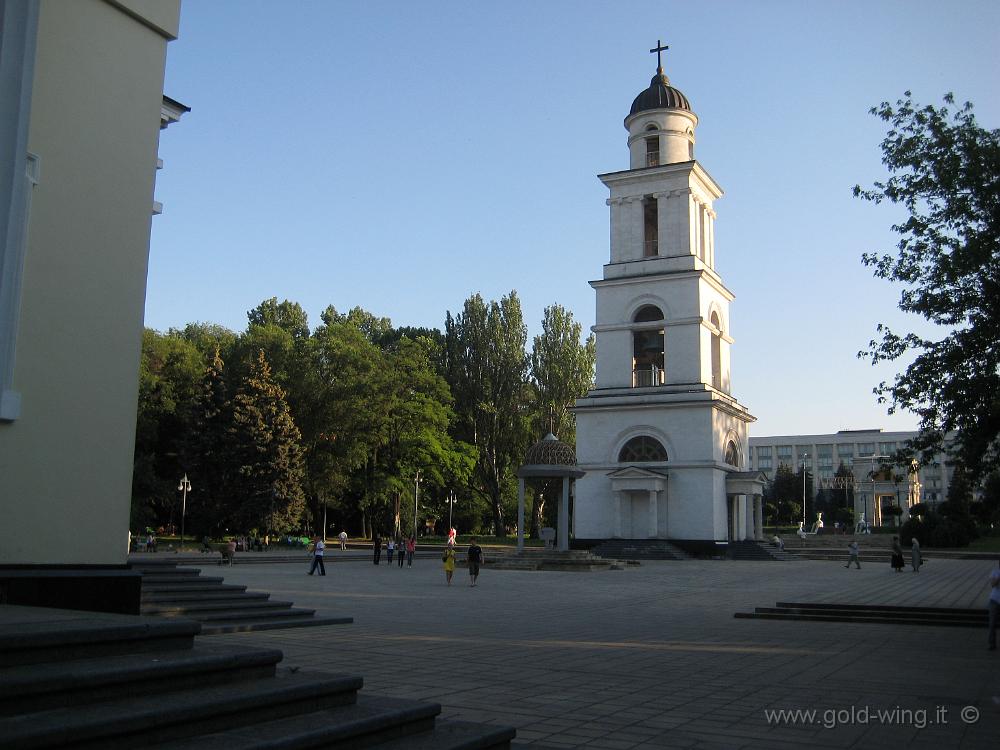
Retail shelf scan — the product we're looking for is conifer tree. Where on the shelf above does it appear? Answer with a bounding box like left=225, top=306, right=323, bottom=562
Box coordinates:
left=229, top=350, right=306, bottom=534
left=185, top=348, right=234, bottom=535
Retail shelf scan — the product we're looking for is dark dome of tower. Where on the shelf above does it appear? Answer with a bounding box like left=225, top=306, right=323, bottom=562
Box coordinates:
left=629, top=73, right=691, bottom=116
left=523, top=433, right=578, bottom=467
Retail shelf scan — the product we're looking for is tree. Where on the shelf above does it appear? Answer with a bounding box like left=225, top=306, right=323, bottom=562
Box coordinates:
left=228, top=349, right=306, bottom=534
left=445, top=292, right=531, bottom=536
left=765, top=465, right=811, bottom=525
left=132, top=329, right=204, bottom=530
left=854, top=92, right=1000, bottom=481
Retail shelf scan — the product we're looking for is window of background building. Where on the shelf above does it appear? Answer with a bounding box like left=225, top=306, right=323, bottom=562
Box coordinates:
left=857, top=443, right=875, bottom=456
left=879, top=442, right=896, bottom=454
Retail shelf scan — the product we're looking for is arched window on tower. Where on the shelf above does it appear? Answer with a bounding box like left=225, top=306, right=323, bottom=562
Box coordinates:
left=645, top=126, right=660, bottom=167
left=710, top=311, right=722, bottom=390
left=633, top=306, right=664, bottom=387
left=725, top=440, right=741, bottom=468
left=642, top=196, right=658, bottom=257
left=619, top=436, right=668, bottom=463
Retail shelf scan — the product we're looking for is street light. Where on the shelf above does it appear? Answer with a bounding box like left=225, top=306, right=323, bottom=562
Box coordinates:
left=800, top=454, right=809, bottom=527
left=177, top=474, right=192, bottom=549
left=446, top=490, right=457, bottom=533
left=413, top=470, right=421, bottom=540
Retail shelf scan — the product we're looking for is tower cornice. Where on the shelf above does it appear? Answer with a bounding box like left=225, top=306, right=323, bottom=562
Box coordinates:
left=598, top=160, right=723, bottom=199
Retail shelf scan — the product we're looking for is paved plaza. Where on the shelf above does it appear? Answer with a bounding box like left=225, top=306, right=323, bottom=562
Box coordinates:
left=211, top=554, right=1000, bottom=749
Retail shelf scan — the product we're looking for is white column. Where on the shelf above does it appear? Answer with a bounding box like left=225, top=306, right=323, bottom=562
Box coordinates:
left=648, top=489, right=658, bottom=538
left=744, top=495, right=754, bottom=540
left=627, top=197, right=642, bottom=260
left=609, top=198, right=623, bottom=263
left=613, top=491, right=623, bottom=538
left=689, top=195, right=701, bottom=259
left=517, top=477, right=525, bottom=552
left=707, top=209, right=716, bottom=268
left=755, top=495, right=764, bottom=540
left=656, top=191, right=669, bottom=257
left=558, top=477, right=570, bottom=552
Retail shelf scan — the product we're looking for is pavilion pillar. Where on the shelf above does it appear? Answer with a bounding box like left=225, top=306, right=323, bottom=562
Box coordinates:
left=648, top=489, right=658, bottom=538
left=754, top=494, right=763, bottom=540
left=517, top=477, right=525, bottom=552
left=558, top=477, right=570, bottom=551
left=613, top=491, right=623, bottom=538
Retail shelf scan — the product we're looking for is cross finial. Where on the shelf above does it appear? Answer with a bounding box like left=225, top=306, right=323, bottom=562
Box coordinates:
left=649, top=39, right=669, bottom=75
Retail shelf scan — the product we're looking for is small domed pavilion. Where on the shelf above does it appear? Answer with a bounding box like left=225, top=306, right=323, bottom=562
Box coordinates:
left=516, top=434, right=585, bottom=552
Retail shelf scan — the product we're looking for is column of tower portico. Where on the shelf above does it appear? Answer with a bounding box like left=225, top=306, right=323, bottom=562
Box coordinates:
left=754, top=495, right=764, bottom=540
left=648, top=489, right=658, bottom=538
left=613, top=490, right=623, bottom=538
left=706, top=208, right=717, bottom=268
left=655, top=191, right=670, bottom=255
left=608, top=198, right=624, bottom=262
left=627, top=197, right=643, bottom=258
left=689, top=194, right=701, bottom=261
left=662, top=188, right=689, bottom=256
left=745, top=495, right=755, bottom=540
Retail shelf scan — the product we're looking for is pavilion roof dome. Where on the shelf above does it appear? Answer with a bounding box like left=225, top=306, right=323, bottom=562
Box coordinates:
left=523, top=433, right=578, bottom=467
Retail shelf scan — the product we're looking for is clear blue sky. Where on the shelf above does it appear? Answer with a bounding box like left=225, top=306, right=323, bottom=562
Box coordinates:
left=148, top=0, right=1000, bottom=438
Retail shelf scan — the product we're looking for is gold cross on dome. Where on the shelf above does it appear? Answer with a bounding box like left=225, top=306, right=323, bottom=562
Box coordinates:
left=649, top=40, right=669, bottom=73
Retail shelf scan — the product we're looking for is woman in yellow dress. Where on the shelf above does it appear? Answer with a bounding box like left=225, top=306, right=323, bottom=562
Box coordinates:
left=442, top=546, right=456, bottom=585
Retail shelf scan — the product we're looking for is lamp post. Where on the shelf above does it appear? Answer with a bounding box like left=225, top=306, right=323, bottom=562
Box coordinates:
left=800, top=453, right=809, bottom=527
left=446, top=490, right=457, bottom=533
left=413, top=470, right=421, bottom=540
left=177, top=474, right=192, bottom=549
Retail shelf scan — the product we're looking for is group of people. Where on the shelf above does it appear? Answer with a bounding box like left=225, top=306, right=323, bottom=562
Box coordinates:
left=441, top=537, right=483, bottom=586
left=843, top=536, right=922, bottom=571
left=370, top=535, right=416, bottom=567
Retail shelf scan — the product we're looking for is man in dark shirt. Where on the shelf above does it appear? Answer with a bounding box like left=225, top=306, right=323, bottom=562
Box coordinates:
left=467, top=537, right=483, bottom=587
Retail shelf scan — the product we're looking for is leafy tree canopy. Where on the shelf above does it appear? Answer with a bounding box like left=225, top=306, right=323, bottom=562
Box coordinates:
left=854, top=92, right=1000, bottom=481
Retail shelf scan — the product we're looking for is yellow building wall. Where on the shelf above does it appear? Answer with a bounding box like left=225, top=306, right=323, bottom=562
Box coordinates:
left=0, top=0, right=180, bottom=565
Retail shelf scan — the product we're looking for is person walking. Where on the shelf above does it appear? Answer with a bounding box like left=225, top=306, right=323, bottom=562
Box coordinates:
left=891, top=536, right=905, bottom=572
left=910, top=538, right=922, bottom=572
left=467, top=537, right=484, bottom=587
left=988, top=560, right=1000, bottom=651
left=307, top=535, right=326, bottom=576
left=442, top=546, right=456, bottom=586
left=397, top=537, right=405, bottom=568
left=387, top=537, right=395, bottom=565
left=845, top=540, right=861, bottom=569
left=339, top=530, right=348, bottom=550
left=373, top=534, right=382, bottom=565
left=406, top=536, right=415, bottom=567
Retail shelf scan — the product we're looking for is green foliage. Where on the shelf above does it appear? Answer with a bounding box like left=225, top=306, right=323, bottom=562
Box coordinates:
left=445, top=292, right=531, bottom=536
left=854, top=92, right=1000, bottom=481
left=529, top=304, right=596, bottom=443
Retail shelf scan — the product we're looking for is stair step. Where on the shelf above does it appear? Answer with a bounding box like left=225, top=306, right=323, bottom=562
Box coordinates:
left=142, top=590, right=270, bottom=604
left=0, top=670, right=364, bottom=749
left=161, top=607, right=314, bottom=623
left=0, top=606, right=200, bottom=667
left=0, top=644, right=283, bottom=716
left=142, top=575, right=226, bottom=589
left=735, top=611, right=985, bottom=627
left=142, top=583, right=247, bottom=595
left=199, top=615, right=353, bottom=635
left=142, top=599, right=293, bottom=615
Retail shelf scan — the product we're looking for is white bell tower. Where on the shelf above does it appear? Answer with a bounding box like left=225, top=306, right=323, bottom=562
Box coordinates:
left=573, top=42, right=762, bottom=547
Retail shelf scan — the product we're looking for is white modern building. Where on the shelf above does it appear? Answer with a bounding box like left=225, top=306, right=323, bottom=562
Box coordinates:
left=748, top=429, right=954, bottom=526
left=573, top=47, right=763, bottom=548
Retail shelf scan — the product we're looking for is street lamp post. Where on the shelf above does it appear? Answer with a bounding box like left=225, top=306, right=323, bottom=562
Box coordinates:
left=177, top=474, right=192, bottom=549
left=447, top=490, right=457, bottom=533
left=800, top=454, right=809, bottom=527
left=413, top=470, right=421, bottom=540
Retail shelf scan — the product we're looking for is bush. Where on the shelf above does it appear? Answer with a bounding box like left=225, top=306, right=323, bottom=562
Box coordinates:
left=930, top=518, right=968, bottom=548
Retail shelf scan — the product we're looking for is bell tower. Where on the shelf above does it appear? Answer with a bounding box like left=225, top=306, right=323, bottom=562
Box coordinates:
left=573, top=43, right=761, bottom=546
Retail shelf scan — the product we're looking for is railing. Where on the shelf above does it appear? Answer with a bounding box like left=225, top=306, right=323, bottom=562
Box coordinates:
left=633, top=366, right=664, bottom=388
left=646, top=152, right=660, bottom=167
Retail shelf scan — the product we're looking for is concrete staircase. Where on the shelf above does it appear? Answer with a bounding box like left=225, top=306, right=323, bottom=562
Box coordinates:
left=132, top=560, right=352, bottom=634
left=735, top=601, right=988, bottom=628
left=589, top=539, right=690, bottom=561
left=0, top=604, right=516, bottom=749
left=486, top=549, right=625, bottom=571
left=727, top=540, right=793, bottom=561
